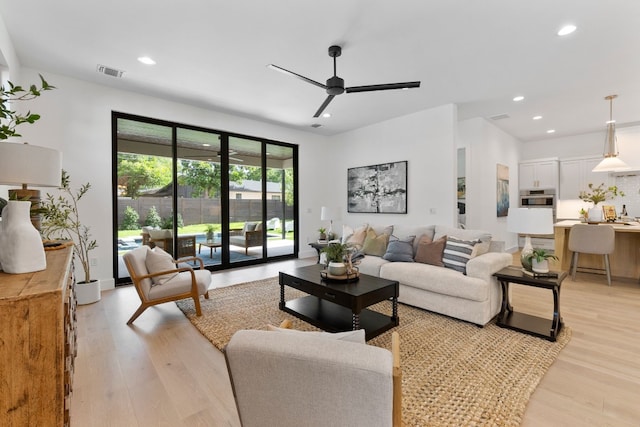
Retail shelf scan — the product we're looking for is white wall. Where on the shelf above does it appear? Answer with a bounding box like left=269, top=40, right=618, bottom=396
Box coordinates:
left=326, top=104, right=458, bottom=233
left=458, top=117, right=521, bottom=251
left=10, top=68, right=329, bottom=288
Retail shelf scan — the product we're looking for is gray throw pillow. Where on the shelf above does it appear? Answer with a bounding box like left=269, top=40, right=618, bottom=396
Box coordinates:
left=382, top=236, right=415, bottom=262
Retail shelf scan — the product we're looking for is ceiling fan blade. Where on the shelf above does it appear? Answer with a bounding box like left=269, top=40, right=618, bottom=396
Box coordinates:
left=267, top=64, right=327, bottom=90
left=346, top=81, right=421, bottom=93
left=313, top=95, right=336, bottom=118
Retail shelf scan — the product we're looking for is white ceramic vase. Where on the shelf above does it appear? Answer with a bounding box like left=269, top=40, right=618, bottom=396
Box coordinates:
left=531, top=258, right=549, bottom=273
left=328, top=261, right=347, bottom=276
left=588, top=206, right=602, bottom=222
left=0, top=200, right=46, bottom=273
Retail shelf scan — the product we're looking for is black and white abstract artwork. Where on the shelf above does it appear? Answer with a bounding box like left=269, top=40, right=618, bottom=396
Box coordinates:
left=347, top=161, right=407, bottom=214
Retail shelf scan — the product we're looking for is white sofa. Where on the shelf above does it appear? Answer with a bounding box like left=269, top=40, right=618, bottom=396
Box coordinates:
left=351, top=224, right=512, bottom=326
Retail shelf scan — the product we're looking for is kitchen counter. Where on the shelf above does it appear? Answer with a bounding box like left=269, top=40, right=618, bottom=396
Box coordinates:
left=554, top=220, right=640, bottom=280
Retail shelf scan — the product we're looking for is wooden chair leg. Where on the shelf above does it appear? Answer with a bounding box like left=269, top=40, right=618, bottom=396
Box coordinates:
left=127, top=304, right=149, bottom=325
left=193, top=294, right=203, bottom=316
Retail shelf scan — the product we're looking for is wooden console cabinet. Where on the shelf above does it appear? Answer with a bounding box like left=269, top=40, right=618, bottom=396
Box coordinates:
left=0, top=246, right=77, bottom=426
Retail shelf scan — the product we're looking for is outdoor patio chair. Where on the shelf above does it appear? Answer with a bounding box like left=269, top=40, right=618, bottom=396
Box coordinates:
left=123, top=245, right=211, bottom=324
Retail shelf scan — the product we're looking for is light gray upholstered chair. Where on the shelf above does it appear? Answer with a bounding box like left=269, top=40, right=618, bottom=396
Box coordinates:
left=123, top=245, right=211, bottom=324
left=224, top=329, right=402, bottom=427
left=568, top=224, right=615, bottom=286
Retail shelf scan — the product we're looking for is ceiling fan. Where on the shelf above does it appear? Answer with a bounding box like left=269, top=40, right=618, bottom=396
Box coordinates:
left=268, top=45, right=420, bottom=118
left=217, top=150, right=244, bottom=162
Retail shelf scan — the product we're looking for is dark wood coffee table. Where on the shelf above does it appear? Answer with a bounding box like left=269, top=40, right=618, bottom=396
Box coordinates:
left=279, top=264, right=399, bottom=340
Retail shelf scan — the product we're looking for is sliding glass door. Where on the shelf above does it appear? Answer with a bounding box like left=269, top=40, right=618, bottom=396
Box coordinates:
left=113, top=113, right=298, bottom=283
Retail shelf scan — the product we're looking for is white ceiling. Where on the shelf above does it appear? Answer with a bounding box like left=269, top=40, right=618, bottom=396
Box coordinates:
left=1, top=0, right=639, bottom=141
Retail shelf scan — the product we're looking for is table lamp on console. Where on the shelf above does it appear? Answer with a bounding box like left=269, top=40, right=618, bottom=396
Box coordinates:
left=0, top=142, right=62, bottom=273
left=507, top=207, right=554, bottom=272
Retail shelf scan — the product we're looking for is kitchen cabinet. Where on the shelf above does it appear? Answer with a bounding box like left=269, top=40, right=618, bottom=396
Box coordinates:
left=519, top=159, right=558, bottom=190
left=559, top=157, right=610, bottom=200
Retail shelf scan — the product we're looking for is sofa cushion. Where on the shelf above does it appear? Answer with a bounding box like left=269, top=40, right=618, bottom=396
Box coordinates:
left=356, top=255, right=390, bottom=277
left=382, top=236, right=415, bottom=262
left=442, top=236, right=478, bottom=274
left=414, top=235, right=446, bottom=266
left=369, top=224, right=394, bottom=236
left=380, top=262, right=489, bottom=302
left=434, top=225, right=490, bottom=243
left=392, top=225, right=435, bottom=253
left=362, top=228, right=390, bottom=256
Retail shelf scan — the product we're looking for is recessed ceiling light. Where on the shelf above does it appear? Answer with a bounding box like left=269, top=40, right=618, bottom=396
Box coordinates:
left=546, top=129, right=556, bottom=134
left=322, top=113, right=331, bottom=118
left=513, top=96, right=524, bottom=102
left=202, top=143, right=210, bottom=147
left=533, top=115, right=542, bottom=120
left=137, top=56, right=156, bottom=65
left=557, top=25, right=577, bottom=36
left=606, top=120, right=616, bottom=124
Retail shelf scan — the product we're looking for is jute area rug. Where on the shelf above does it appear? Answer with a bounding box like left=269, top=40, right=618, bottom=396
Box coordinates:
left=176, top=277, right=571, bottom=427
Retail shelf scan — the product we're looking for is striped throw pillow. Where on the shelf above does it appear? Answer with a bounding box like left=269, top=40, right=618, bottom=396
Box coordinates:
left=442, top=236, right=479, bottom=274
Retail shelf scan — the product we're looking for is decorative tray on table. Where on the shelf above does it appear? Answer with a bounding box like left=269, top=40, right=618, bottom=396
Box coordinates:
left=320, top=267, right=360, bottom=283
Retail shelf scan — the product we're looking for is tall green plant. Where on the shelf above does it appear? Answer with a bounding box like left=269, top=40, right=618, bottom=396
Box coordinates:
left=0, top=74, right=55, bottom=140
left=41, top=170, right=97, bottom=284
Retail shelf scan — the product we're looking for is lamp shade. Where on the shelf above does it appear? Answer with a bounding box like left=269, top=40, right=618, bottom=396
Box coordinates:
left=320, top=206, right=334, bottom=221
left=507, top=208, right=553, bottom=235
left=592, top=155, right=630, bottom=172
left=0, top=142, right=62, bottom=187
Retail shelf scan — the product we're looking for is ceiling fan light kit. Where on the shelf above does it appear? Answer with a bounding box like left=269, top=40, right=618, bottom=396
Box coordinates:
left=269, top=45, right=420, bottom=118
left=592, top=94, right=630, bottom=172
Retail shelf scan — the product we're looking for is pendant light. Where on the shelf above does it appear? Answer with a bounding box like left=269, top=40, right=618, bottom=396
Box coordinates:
left=592, top=94, right=630, bottom=172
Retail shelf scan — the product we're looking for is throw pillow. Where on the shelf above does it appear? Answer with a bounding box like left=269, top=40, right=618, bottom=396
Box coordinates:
left=266, top=324, right=366, bottom=344
left=442, top=236, right=479, bottom=274
left=242, top=222, right=257, bottom=233
left=414, top=235, right=447, bottom=266
left=145, top=247, right=178, bottom=286
left=382, top=236, right=415, bottom=262
left=471, top=240, right=491, bottom=258
left=362, top=227, right=390, bottom=257
left=345, top=224, right=368, bottom=250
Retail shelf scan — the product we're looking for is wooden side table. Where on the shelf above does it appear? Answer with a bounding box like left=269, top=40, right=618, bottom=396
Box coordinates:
left=493, top=266, right=567, bottom=342
left=308, top=242, right=328, bottom=263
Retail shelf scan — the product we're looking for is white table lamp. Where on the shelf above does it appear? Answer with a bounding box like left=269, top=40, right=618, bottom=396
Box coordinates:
left=320, top=206, right=335, bottom=237
left=0, top=142, right=62, bottom=273
left=507, top=207, right=554, bottom=271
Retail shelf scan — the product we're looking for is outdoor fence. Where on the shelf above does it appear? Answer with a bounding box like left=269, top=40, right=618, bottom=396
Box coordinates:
left=117, top=197, right=293, bottom=227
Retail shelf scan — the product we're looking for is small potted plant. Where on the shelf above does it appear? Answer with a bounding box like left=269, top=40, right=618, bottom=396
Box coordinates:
left=41, top=170, right=99, bottom=304
left=526, top=248, right=558, bottom=274
left=318, top=227, right=327, bottom=241
left=321, top=242, right=349, bottom=276
left=204, top=224, right=218, bottom=242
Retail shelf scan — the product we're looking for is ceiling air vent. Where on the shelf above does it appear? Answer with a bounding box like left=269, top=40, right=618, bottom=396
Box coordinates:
left=96, top=64, right=125, bottom=78
left=489, top=113, right=510, bottom=121
left=310, top=123, right=322, bottom=128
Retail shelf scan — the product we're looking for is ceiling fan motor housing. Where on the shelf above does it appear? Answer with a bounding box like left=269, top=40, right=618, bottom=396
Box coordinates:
left=327, top=76, right=345, bottom=95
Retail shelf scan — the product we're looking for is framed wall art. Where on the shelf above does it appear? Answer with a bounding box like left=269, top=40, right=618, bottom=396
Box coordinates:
left=496, top=163, right=509, bottom=217
left=347, top=161, right=407, bottom=214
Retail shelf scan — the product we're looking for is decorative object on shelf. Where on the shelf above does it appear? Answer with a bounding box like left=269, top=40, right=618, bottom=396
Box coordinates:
left=578, top=182, right=624, bottom=222
left=526, top=248, right=558, bottom=274
left=347, top=161, right=407, bottom=213
left=0, top=144, right=62, bottom=274
left=41, top=170, right=100, bottom=304
left=602, top=205, right=617, bottom=222
left=507, top=207, right=554, bottom=272
left=592, top=94, right=630, bottom=172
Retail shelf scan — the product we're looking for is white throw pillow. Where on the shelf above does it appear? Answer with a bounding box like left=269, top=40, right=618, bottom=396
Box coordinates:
left=145, top=247, right=178, bottom=286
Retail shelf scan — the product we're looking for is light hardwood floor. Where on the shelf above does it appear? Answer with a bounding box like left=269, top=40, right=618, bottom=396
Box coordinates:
left=71, top=256, right=640, bottom=426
